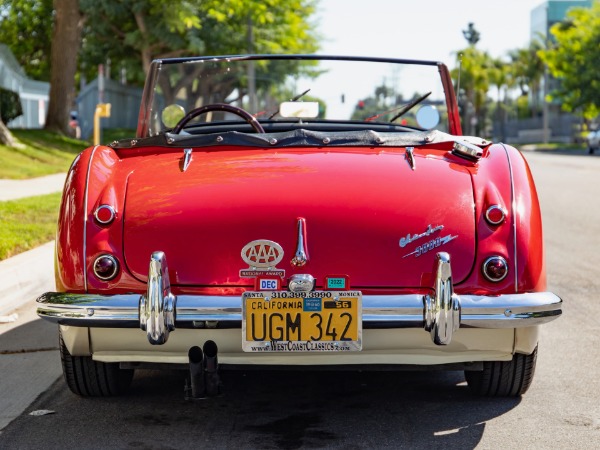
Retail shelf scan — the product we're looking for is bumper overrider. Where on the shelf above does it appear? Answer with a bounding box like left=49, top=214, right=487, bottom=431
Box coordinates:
left=37, top=251, right=562, bottom=346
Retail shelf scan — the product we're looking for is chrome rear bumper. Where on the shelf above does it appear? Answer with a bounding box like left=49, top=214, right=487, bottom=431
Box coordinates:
left=37, top=252, right=562, bottom=346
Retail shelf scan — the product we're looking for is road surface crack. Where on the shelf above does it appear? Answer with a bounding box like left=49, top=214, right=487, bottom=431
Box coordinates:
left=0, top=347, right=58, bottom=355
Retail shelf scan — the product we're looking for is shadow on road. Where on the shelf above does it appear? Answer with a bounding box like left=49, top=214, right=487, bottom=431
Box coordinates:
left=1, top=361, right=521, bottom=449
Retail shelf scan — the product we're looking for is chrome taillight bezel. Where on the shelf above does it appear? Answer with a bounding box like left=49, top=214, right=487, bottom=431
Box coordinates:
left=93, top=254, right=119, bottom=281
left=485, top=205, right=507, bottom=226
left=482, top=256, right=509, bottom=282
left=94, top=205, right=116, bottom=225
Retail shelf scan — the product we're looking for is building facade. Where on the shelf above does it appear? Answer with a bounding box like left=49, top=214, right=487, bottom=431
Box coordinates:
left=531, top=0, right=592, bottom=40
left=0, top=45, right=49, bottom=129
left=524, top=1, right=593, bottom=143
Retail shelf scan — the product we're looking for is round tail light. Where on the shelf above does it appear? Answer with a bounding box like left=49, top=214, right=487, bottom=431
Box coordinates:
left=94, top=205, right=116, bottom=225
left=482, top=256, right=508, bottom=282
left=485, top=205, right=506, bottom=225
left=93, top=254, right=119, bottom=281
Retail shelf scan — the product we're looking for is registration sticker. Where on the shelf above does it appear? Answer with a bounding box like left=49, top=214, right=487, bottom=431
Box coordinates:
left=303, top=298, right=322, bottom=312
left=256, top=276, right=281, bottom=291
left=325, top=275, right=350, bottom=290
left=242, top=290, right=362, bottom=352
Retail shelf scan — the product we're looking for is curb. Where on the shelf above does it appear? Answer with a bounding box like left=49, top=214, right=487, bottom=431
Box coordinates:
left=0, top=241, right=55, bottom=318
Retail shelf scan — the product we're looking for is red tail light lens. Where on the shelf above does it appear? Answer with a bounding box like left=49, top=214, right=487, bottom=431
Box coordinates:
left=482, top=256, right=508, bottom=282
left=94, top=205, right=116, bottom=225
left=485, top=205, right=506, bottom=225
left=93, top=254, right=119, bottom=280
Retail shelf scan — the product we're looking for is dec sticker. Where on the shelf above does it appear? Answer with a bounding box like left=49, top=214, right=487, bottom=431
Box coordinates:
left=256, top=277, right=281, bottom=291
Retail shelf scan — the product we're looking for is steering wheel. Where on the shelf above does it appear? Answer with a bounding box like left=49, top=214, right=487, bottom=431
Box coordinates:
left=171, top=103, right=264, bottom=134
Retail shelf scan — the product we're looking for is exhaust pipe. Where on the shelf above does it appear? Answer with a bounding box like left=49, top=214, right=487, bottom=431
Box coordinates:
left=187, top=346, right=205, bottom=399
left=203, top=340, right=220, bottom=397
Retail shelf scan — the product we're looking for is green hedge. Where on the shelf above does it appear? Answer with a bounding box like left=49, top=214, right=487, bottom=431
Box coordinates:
left=0, top=87, right=23, bottom=123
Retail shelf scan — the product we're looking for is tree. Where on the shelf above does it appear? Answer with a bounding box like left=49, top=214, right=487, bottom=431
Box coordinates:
left=540, top=2, right=600, bottom=118
left=0, top=0, right=49, bottom=145
left=79, top=0, right=320, bottom=84
left=0, top=120, right=16, bottom=146
left=462, top=22, right=480, bottom=46
left=1, top=0, right=320, bottom=136
left=509, top=39, right=546, bottom=118
left=488, top=57, right=513, bottom=140
left=452, top=47, right=492, bottom=135
left=44, top=0, right=84, bottom=135
left=0, top=0, right=54, bottom=81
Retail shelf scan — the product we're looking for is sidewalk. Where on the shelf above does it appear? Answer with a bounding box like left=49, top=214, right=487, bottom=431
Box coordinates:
left=0, top=173, right=66, bottom=201
left=0, top=175, right=63, bottom=430
left=0, top=172, right=65, bottom=317
left=0, top=242, right=55, bottom=318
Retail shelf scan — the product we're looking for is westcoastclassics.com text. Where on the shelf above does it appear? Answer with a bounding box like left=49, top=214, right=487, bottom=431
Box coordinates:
left=250, top=340, right=352, bottom=352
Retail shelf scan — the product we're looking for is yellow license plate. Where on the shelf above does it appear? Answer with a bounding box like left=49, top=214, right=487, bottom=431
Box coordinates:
left=242, top=291, right=362, bottom=352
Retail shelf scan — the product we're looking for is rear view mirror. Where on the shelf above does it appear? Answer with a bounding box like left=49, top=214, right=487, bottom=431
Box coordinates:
left=416, top=105, right=440, bottom=129
left=279, top=102, right=319, bottom=118
left=162, top=104, right=186, bottom=128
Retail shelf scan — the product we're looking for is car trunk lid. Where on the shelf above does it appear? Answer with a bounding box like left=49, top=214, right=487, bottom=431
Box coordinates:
left=122, top=147, right=475, bottom=289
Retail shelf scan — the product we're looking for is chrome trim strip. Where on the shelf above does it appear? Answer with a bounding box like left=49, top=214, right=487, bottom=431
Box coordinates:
left=37, top=291, right=562, bottom=329
left=82, top=145, right=99, bottom=292
left=500, top=143, right=518, bottom=292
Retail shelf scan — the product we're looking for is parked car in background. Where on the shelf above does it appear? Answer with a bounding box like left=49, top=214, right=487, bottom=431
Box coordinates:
left=586, top=129, right=599, bottom=154
left=37, top=55, right=562, bottom=399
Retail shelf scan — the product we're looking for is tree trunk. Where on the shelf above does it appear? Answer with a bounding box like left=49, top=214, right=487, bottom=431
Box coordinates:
left=0, top=118, right=16, bottom=147
left=44, top=0, right=83, bottom=135
left=133, top=11, right=152, bottom=75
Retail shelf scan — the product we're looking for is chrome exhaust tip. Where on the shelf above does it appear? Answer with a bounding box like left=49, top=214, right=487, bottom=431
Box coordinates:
left=186, top=346, right=205, bottom=399
left=203, top=340, right=220, bottom=397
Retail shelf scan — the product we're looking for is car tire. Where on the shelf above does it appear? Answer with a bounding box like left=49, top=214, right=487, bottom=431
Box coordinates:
left=59, top=331, right=134, bottom=397
left=589, top=147, right=595, bottom=154
left=464, top=346, right=537, bottom=397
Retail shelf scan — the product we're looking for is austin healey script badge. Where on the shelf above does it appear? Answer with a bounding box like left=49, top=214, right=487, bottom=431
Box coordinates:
left=240, top=239, right=286, bottom=278
left=399, top=224, right=458, bottom=258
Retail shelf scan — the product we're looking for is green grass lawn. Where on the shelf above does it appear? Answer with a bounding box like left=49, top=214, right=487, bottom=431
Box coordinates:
left=0, top=128, right=136, bottom=179
left=0, top=129, right=83, bottom=179
left=0, top=192, right=62, bottom=260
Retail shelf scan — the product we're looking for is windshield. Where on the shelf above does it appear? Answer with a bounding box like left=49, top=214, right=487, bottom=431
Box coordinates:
left=139, top=55, right=458, bottom=137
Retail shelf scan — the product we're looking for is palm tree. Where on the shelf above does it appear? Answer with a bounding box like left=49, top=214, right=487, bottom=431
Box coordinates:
left=452, top=47, right=492, bottom=136
left=508, top=39, right=546, bottom=118
left=489, top=57, right=513, bottom=141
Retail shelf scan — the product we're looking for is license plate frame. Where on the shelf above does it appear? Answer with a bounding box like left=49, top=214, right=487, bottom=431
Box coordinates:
left=242, top=290, right=362, bottom=352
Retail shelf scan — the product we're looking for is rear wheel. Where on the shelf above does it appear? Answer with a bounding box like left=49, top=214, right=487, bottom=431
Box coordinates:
left=464, top=346, right=537, bottom=397
left=59, top=331, right=134, bottom=397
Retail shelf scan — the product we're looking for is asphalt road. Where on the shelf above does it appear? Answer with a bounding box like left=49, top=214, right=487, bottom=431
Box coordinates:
left=0, top=150, right=598, bottom=448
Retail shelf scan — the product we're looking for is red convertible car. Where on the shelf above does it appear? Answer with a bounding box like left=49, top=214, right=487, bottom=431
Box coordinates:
left=37, top=55, right=561, bottom=398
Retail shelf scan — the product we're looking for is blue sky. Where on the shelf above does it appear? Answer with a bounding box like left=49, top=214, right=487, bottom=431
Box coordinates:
left=316, top=0, right=545, bottom=63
